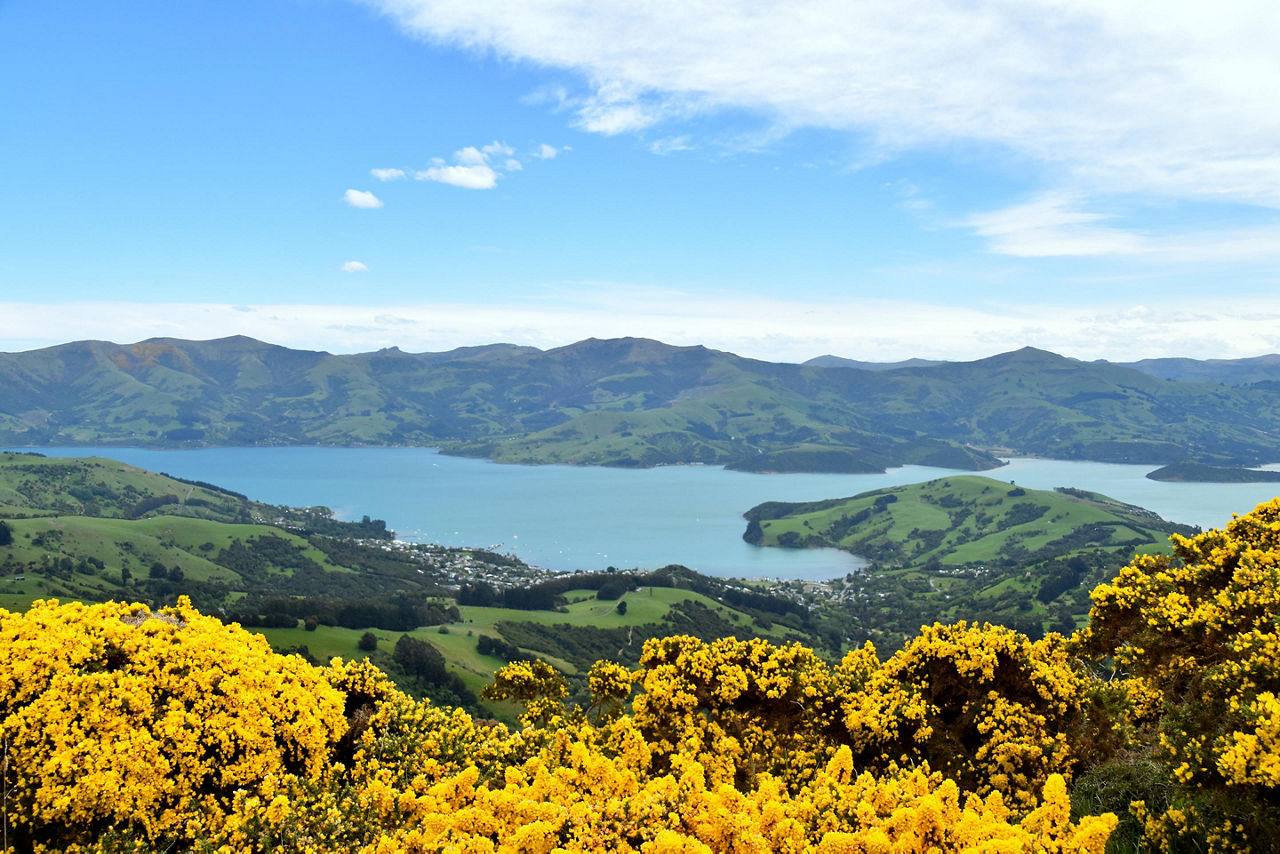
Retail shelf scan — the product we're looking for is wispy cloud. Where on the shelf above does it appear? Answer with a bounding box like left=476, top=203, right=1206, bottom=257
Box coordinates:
left=370, top=168, right=406, bottom=181
left=966, top=194, right=1146, bottom=258
left=341, top=261, right=370, bottom=273
left=368, top=0, right=1280, bottom=209
left=535, top=143, right=558, bottom=159
left=343, top=189, right=383, bottom=209
left=968, top=193, right=1280, bottom=262
left=649, top=136, right=692, bottom=156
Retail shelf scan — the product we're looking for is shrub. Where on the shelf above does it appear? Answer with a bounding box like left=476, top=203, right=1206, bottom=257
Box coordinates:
left=0, top=598, right=347, bottom=849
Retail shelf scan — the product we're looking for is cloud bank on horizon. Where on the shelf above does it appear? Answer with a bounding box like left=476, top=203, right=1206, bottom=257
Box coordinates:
left=4, top=292, right=1280, bottom=365
left=367, top=0, right=1280, bottom=258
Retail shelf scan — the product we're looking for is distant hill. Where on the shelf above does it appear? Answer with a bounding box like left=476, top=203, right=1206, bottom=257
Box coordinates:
left=803, top=355, right=947, bottom=370
left=1146, top=461, right=1280, bottom=483
left=743, top=475, right=1195, bottom=644
left=1109, top=353, right=1280, bottom=386
left=4, top=336, right=1280, bottom=471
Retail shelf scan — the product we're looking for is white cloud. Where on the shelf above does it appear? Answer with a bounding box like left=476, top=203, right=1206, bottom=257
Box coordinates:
left=343, top=188, right=384, bottom=209
left=7, top=291, right=1280, bottom=362
left=417, top=163, right=498, bottom=189
left=412, top=140, right=551, bottom=189
left=535, top=143, right=557, bottom=159
left=370, top=168, right=406, bottom=181
left=368, top=0, right=1280, bottom=208
left=341, top=261, right=370, bottom=273
left=482, top=141, right=515, bottom=157
left=649, top=136, right=692, bottom=155
left=573, top=84, right=669, bottom=135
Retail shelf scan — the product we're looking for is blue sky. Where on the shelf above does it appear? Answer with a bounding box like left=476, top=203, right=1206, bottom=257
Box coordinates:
left=2, top=0, right=1279, bottom=361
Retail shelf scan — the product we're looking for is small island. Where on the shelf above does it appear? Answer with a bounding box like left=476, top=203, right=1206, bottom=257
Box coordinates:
left=1146, top=462, right=1280, bottom=483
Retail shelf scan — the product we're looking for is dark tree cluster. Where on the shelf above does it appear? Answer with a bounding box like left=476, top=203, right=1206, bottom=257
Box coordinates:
left=232, top=593, right=458, bottom=632
left=475, top=634, right=530, bottom=662
left=390, top=635, right=478, bottom=709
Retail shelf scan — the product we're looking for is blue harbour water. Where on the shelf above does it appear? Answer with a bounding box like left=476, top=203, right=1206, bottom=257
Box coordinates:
left=13, top=447, right=1280, bottom=581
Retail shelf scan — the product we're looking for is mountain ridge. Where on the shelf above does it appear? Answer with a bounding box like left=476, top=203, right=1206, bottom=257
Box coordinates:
left=3, top=336, right=1280, bottom=472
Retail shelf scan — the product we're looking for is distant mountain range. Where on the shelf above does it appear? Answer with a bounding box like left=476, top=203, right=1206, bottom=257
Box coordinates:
left=3, top=336, right=1280, bottom=472
left=807, top=352, right=1280, bottom=387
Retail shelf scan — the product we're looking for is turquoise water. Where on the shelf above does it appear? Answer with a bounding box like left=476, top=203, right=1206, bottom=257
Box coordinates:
left=12, top=447, right=1280, bottom=580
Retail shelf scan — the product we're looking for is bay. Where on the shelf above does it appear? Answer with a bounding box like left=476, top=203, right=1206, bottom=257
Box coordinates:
left=11, top=447, right=1280, bottom=581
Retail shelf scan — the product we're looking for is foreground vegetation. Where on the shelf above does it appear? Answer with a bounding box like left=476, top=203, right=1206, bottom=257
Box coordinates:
left=6, top=496, right=1280, bottom=850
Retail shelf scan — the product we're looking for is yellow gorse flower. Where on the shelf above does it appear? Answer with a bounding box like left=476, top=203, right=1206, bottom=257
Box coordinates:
left=0, top=596, right=1118, bottom=852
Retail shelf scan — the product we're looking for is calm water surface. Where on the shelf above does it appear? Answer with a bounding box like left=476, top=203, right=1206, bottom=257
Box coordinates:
left=13, top=447, right=1280, bottom=580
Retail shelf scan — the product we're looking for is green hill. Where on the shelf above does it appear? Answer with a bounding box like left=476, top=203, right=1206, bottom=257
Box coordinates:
left=743, top=476, right=1197, bottom=645
left=1146, top=461, right=1280, bottom=482
left=4, top=336, right=1280, bottom=471
left=0, top=451, right=473, bottom=614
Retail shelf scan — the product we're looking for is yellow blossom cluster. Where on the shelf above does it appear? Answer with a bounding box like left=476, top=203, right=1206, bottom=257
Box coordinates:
left=1082, top=497, right=1280, bottom=851
left=621, top=627, right=1082, bottom=811
left=0, top=598, right=1118, bottom=852
left=214, top=705, right=1114, bottom=854
left=842, top=622, right=1081, bottom=811
left=629, top=635, right=849, bottom=788
left=0, top=597, right=347, bottom=850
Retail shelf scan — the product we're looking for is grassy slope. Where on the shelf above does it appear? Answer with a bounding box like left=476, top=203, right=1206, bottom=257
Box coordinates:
left=0, top=452, right=252, bottom=520
left=750, top=476, right=1182, bottom=567
left=251, top=586, right=775, bottom=688
left=0, top=515, right=356, bottom=611
left=745, top=476, right=1196, bottom=646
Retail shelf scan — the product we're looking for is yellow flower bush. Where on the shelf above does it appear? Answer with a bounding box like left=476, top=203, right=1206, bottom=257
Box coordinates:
left=215, top=733, right=1114, bottom=853
left=629, top=635, right=848, bottom=788
left=0, top=598, right=1119, bottom=852
left=1082, top=497, right=1280, bottom=852
left=0, top=597, right=347, bottom=850
left=21, top=498, right=1280, bottom=852
left=842, top=621, right=1082, bottom=810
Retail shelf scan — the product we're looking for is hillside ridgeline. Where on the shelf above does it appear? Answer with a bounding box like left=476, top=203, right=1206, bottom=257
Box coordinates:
left=5, top=336, right=1280, bottom=470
